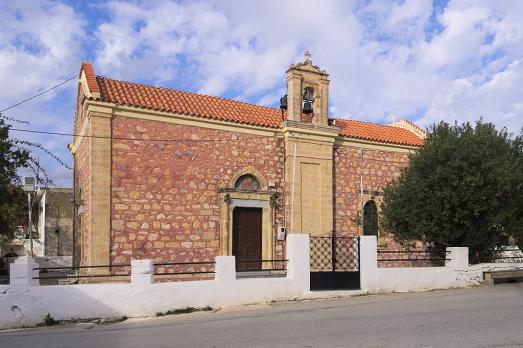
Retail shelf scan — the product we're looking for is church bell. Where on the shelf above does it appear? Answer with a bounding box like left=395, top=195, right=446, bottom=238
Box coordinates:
left=280, top=94, right=288, bottom=110
left=302, top=100, right=313, bottom=115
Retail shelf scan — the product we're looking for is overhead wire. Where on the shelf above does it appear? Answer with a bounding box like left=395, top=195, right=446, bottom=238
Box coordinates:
left=8, top=127, right=284, bottom=143
left=8, top=126, right=412, bottom=165
left=0, top=74, right=77, bottom=113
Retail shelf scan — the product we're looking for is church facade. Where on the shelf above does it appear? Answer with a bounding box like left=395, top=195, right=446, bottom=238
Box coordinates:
left=70, top=55, right=424, bottom=270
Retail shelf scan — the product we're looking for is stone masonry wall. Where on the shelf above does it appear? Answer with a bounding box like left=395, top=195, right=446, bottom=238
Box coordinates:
left=110, top=117, right=285, bottom=266
left=75, top=119, right=90, bottom=267
left=334, top=145, right=410, bottom=247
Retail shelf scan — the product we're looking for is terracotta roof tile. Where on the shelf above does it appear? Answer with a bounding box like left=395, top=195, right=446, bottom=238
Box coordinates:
left=96, top=76, right=283, bottom=129
left=334, top=119, right=424, bottom=147
left=80, top=62, right=100, bottom=94
left=88, top=70, right=423, bottom=147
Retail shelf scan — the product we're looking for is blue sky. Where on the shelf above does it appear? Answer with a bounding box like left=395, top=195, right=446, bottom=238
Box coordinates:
left=1, top=0, right=522, bottom=187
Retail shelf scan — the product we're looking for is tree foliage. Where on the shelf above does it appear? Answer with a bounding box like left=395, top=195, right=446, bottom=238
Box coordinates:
left=0, top=117, right=29, bottom=244
left=0, top=115, right=63, bottom=245
left=381, top=120, right=523, bottom=264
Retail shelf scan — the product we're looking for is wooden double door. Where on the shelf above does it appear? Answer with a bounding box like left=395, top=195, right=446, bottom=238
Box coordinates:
left=232, top=207, right=262, bottom=271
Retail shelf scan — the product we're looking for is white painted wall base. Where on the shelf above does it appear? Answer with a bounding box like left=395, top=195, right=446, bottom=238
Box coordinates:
left=1, top=235, right=519, bottom=330
left=360, top=236, right=471, bottom=293
left=0, top=234, right=309, bottom=329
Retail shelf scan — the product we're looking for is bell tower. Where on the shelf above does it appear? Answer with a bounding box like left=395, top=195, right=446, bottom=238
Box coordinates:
left=285, top=51, right=330, bottom=126
left=281, top=52, right=338, bottom=237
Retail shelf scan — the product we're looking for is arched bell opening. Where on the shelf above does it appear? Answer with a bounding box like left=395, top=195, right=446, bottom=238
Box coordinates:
left=302, top=87, right=314, bottom=115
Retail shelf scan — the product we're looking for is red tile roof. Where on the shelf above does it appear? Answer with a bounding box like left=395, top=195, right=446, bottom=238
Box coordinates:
left=334, top=119, right=424, bottom=147
left=96, top=76, right=283, bottom=129
left=81, top=62, right=423, bottom=147
left=81, top=62, right=100, bottom=94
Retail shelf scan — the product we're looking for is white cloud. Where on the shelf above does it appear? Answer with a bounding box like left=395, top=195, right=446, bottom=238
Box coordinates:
left=0, top=0, right=84, bottom=187
left=0, top=1, right=84, bottom=102
left=92, top=0, right=523, bottom=131
left=2, top=0, right=523, bottom=186
left=422, top=59, right=523, bottom=132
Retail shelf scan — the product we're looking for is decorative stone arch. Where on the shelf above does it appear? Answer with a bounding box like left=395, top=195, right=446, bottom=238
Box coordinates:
left=219, top=167, right=278, bottom=268
left=229, top=166, right=268, bottom=191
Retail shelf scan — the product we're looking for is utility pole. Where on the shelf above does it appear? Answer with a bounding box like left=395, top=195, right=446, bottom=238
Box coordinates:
left=360, top=148, right=364, bottom=235
left=23, top=176, right=36, bottom=256
left=28, top=193, right=33, bottom=256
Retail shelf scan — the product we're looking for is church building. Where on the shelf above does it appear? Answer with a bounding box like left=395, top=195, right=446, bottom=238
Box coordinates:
left=70, top=53, right=425, bottom=270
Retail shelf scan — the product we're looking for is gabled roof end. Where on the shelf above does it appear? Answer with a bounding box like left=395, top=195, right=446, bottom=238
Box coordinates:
left=391, top=119, right=427, bottom=139
left=80, top=62, right=100, bottom=98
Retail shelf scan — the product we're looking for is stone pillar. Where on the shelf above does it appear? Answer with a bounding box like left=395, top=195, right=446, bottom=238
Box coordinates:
left=287, top=74, right=303, bottom=122
left=286, top=234, right=310, bottom=292
left=359, top=236, right=378, bottom=292
left=10, top=257, right=39, bottom=289
left=319, top=80, right=329, bottom=125
left=131, top=259, right=153, bottom=286
left=215, top=256, right=236, bottom=283
left=446, top=247, right=469, bottom=270
left=88, top=112, right=112, bottom=273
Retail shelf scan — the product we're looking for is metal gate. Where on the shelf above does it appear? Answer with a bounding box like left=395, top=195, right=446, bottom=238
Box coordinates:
left=310, top=236, right=360, bottom=291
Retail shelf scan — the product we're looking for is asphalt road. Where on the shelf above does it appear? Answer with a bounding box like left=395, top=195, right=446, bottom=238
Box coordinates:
left=1, top=284, right=522, bottom=348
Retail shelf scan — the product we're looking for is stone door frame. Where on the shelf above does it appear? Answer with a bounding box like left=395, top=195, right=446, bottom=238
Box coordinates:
left=219, top=190, right=276, bottom=265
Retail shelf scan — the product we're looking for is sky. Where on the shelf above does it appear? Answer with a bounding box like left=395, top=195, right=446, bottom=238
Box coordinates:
left=1, top=0, right=522, bottom=187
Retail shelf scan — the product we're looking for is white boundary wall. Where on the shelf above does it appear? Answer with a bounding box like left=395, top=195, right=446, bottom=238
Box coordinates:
left=0, top=235, right=309, bottom=329
left=1, top=234, right=520, bottom=329
left=361, top=236, right=470, bottom=293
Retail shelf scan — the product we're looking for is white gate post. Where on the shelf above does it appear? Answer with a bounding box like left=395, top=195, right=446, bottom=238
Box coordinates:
left=10, top=256, right=39, bottom=289
left=215, top=256, right=236, bottom=283
left=359, top=236, right=378, bottom=292
left=446, top=247, right=469, bottom=270
left=131, top=259, right=153, bottom=286
left=286, top=234, right=310, bottom=292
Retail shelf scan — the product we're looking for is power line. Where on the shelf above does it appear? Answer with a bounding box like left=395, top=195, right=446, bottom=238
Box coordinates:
left=9, top=127, right=283, bottom=143
left=0, top=74, right=77, bottom=113
left=9, top=127, right=416, bottom=157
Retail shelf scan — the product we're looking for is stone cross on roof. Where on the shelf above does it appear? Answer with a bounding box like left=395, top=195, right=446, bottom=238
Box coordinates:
left=304, top=50, right=312, bottom=62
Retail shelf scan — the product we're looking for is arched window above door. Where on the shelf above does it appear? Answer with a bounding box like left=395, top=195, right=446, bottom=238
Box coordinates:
left=234, top=174, right=261, bottom=191
left=363, top=200, right=378, bottom=236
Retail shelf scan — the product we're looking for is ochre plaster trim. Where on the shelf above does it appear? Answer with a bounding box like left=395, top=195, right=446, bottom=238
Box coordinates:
left=87, top=114, right=111, bottom=273
left=83, top=99, right=420, bottom=153
left=334, top=138, right=418, bottom=153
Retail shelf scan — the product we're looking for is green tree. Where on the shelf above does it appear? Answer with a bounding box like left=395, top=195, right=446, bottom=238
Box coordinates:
left=0, top=117, right=30, bottom=244
left=381, top=120, right=523, bottom=264
left=0, top=115, right=66, bottom=246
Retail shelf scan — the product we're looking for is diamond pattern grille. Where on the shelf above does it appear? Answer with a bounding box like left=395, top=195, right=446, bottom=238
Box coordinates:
left=310, top=236, right=359, bottom=272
